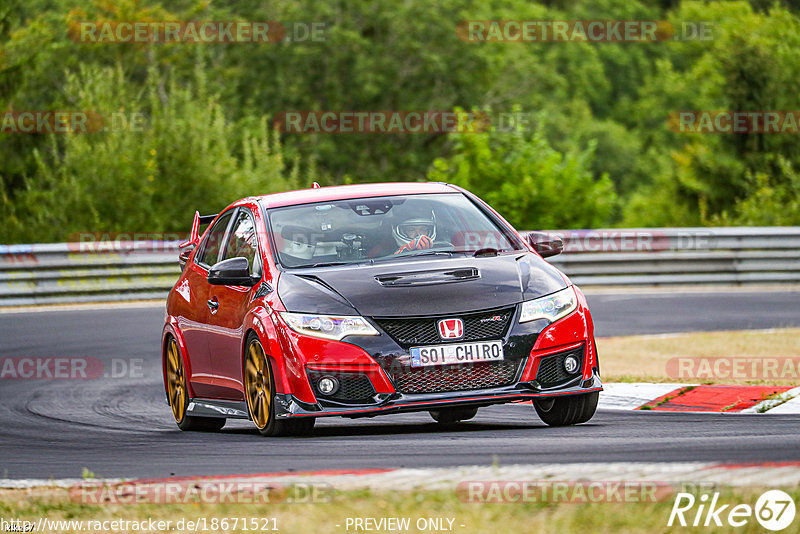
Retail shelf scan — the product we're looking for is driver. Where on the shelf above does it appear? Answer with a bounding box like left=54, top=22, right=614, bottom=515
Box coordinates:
left=393, top=215, right=436, bottom=254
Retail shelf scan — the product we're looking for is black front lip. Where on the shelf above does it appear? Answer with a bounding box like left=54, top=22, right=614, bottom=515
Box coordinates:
left=274, top=373, right=603, bottom=419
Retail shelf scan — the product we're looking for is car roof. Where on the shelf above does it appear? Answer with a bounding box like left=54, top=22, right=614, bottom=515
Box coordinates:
left=254, top=182, right=459, bottom=209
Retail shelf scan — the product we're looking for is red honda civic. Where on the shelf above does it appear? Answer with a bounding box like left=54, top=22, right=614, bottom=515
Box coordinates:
left=162, top=182, right=601, bottom=436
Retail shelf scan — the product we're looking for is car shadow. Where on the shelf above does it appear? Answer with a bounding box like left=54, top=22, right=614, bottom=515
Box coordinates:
left=221, top=420, right=547, bottom=437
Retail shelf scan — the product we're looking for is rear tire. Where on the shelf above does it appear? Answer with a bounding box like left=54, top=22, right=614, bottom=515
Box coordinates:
left=534, top=392, right=598, bottom=426
left=165, top=337, right=226, bottom=432
left=244, top=333, right=315, bottom=437
left=429, top=407, right=479, bottom=424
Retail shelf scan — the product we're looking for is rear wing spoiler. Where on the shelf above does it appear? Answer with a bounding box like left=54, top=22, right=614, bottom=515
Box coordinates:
left=179, top=211, right=218, bottom=248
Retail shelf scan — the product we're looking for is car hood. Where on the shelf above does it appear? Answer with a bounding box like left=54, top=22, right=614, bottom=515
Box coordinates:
left=277, top=253, right=567, bottom=317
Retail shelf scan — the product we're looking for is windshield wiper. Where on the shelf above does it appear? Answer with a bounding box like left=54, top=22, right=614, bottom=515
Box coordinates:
left=296, top=261, right=351, bottom=268
left=403, top=251, right=453, bottom=258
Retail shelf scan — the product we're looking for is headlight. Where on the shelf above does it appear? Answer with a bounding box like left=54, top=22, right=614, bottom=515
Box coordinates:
left=279, top=312, right=379, bottom=340
left=519, top=287, right=578, bottom=324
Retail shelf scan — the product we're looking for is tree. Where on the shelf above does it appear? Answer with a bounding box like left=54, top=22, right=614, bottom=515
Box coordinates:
left=428, top=115, right=616, bottom=230
left=2, top=64, right=296, bottom=243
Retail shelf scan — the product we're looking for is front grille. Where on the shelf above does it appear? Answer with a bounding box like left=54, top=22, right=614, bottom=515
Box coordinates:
left=391, top=360, right=519, bottom=394
left=307, top=370, right=376, bottom=404
left=535, top=346, right=584, bottom=388
left=373, top=307, right=515, bottom=347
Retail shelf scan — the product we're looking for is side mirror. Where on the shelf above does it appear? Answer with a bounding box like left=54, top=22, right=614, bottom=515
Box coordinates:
left=208, top=257, right=259, bottom=286
left=527, top=231, right=564, bottom=258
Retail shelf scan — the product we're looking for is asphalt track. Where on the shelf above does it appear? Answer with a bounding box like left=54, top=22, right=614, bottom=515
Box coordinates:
left=0, top=290, right=798, bottom=479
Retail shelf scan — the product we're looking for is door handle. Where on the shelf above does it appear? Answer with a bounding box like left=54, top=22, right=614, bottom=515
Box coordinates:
left=207, top=298, right=219, bottom=313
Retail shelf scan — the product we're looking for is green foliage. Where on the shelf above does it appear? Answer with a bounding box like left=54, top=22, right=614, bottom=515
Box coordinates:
left=621, top=0, right=800, bottom=227
left=2, top=63, right=295, bottom=242
left=1, top=0, right=799, bottom=243
left=428, top=119, right=617, bottom=229
left=713, top=157, right=800, bottom=225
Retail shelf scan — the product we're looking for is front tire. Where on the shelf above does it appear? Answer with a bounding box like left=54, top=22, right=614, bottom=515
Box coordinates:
left=244, top=333, right=315, bottom=437
left=429, top=407, right=479, bottom=424
left=534, top=392, right=598, bottom=426
left=165, top=337, right=225, bottom=432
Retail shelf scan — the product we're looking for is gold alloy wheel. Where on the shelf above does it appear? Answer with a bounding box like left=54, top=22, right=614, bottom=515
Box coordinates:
left=166, top=338, right=187, bottom=423
left=245, top=340, right=272, bottom=429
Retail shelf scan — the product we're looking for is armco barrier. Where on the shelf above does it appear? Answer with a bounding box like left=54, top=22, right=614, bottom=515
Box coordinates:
left=0, top=241, right=181, bottom=306
left=543, top=227, right=800, bottom=287
left=0, top=227, right=798, bottom=306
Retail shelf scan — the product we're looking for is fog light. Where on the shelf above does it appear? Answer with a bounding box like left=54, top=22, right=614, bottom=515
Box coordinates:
left=317, top=376, right=339, bottom=395
left=564, top=354, right=580, bottom=374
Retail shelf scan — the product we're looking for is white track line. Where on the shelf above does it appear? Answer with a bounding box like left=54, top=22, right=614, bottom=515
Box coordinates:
left=599, top=383, right=693, bottom=410
left=749, top=386, right=800, bottom=414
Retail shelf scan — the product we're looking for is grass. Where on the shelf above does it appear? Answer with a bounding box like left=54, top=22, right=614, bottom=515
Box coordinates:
left=755, top=390, right=799, bottom=413
left=596, top=328, right=800, bottom=384
left=2, top=485, right=799, bottom=533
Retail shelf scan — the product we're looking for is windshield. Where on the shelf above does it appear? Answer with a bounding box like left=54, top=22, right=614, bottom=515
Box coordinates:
left=267, top=193, right=522, bottom=268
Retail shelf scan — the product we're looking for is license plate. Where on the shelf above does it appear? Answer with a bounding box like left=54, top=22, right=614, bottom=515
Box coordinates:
left=410, top=340, right=504, bottom=368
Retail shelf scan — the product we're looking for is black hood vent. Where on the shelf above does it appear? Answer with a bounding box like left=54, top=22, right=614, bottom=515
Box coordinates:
left=375, top=268, right=480, bottom=287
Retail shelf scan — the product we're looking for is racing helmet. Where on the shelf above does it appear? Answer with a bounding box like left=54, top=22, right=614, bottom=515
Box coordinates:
left=280, top=225, right=315, bottom=260
left=393, top=214, right=436, bottom=247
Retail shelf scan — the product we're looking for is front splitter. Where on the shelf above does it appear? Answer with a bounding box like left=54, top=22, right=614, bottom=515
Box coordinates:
left=274, top=374, right=603, bottom=419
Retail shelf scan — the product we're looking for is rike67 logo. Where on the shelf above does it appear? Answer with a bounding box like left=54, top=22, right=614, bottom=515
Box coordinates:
left=668, top=490, right=796, bottom=531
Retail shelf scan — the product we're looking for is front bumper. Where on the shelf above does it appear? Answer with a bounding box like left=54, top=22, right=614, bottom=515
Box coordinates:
left=274, top=371, right=603, bottom=419
left=274, top=294, right=601, bottom=419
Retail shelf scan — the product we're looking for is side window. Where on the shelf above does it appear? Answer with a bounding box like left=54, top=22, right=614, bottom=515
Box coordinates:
left=197, top=212, right=233, bottom=267
left=222, top=210, right=260, bottom=274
